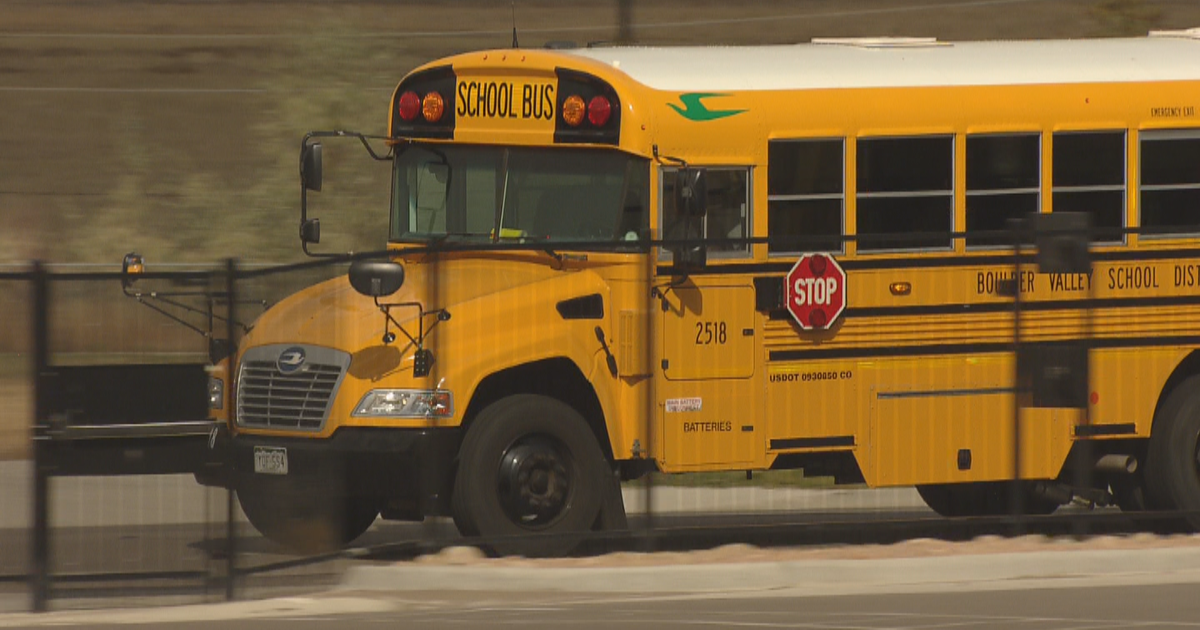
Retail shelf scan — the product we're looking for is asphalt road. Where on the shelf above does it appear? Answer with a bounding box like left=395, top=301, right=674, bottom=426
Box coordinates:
left=3, top=581, right=1200, bottom=629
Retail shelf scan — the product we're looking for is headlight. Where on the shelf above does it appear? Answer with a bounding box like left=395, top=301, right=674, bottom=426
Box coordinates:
left=208, top=377, right=224, bottom=410
left=352, top=389, right=453, bottom=418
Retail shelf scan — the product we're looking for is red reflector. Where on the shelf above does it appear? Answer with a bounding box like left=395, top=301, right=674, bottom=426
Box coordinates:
left=398, top=91, right=420, bottom=122
left=587, top=96, right=611, bottom=126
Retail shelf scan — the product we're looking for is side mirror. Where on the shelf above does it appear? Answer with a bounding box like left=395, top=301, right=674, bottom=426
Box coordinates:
left=675, top=168, right=707, bottom=217
left=300, top=218, right=321, bottom=244
left=349, top=260, right=406, bottom=298
left=122, top=252, right=144, bottom=289
left=301, top=142, right=323, bottom=192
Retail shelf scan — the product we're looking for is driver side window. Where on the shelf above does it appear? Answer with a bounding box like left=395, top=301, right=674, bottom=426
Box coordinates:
left=659, top=166, right=751, bottom=259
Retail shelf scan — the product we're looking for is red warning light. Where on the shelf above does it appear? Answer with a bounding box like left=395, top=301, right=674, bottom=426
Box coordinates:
left=398, top=91, right=420, bottom=122
left=587, top=96, right=611, bottom=126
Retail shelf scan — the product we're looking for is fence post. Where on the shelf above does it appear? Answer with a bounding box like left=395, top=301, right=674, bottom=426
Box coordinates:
left=224, top=258, right=238, bottom=601
left=30, top=261, right=50, bottom=612
left=642, top=257, right=657, bottom=553
left=1009, top=221, right=1027, bottom=534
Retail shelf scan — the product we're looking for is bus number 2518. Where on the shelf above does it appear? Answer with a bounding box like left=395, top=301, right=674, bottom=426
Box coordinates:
left=695, top=321, right=727, bottom=345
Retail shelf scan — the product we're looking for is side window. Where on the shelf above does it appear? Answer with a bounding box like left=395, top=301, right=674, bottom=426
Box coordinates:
left=1140, top=130, right=1200, bottom=237
left=411, top=162, right=450, bottom=233
left=660, top=166, right=751, bottom=258
left=768, top=139, right=844, bottom=253
left=966, top=133, right=1041, bottom=247
left=856, top=136, right=954, bottom=251
left=1052, top=131, right=1125, bottom=242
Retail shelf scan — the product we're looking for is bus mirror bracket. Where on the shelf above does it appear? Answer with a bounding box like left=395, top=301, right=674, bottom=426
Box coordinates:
left=296, top=131, right=389, bottom=258
left=349, top=259, right=451, bottom=378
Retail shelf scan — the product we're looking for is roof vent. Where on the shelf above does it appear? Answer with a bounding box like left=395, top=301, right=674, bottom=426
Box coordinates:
left=811, top=36, right=942, bottom=48
left=1148, top=27, right=1200, bottom=40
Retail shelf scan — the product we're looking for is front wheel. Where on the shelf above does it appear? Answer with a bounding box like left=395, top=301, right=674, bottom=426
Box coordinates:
left=452, top=394, right=609, bottom=557
left=237, top=482, right=378, bottom=553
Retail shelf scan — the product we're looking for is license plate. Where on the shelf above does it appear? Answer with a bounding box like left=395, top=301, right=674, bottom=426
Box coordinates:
left=253, top=446, right=288, bottom=475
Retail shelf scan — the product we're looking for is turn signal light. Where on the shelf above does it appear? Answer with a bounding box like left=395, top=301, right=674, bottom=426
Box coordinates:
left=422, top=91, right=445, bottom=122
left=562, top=94, right=586, bottom=127
left=398, top=91, right=421, bottom=122
left=587, top=96, right=612, bottom=126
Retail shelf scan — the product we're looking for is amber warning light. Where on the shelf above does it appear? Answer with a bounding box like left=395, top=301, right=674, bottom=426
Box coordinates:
left=561, top=94, right=612, bottom=128
left=398, top=90, right=446, bottom=123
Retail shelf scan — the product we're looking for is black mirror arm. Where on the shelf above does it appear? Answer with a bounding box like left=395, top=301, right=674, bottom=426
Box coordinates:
left=374, top=299, right=451, bottom=348
left=652, top=144, right=688, bottom=168
left=303, top=130, right=394, bottom=161
left=299, top=130, right=394, bottom=258
left=128, top=292, right=212, bottom=338
left=301, top=240, right=335, bottom=258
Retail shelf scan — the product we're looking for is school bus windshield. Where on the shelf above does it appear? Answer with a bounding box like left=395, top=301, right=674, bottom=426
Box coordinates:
left=390, top=144, right=649, bottom=245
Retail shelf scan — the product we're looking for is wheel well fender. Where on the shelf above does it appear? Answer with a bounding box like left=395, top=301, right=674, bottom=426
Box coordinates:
left=1152, top=350, right=1200, bottom=433
left=461, top=358, right=613, bottom=461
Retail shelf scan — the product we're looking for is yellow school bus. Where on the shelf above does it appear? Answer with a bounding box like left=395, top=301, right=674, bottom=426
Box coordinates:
left=215, top=30, right=1200, bottom=554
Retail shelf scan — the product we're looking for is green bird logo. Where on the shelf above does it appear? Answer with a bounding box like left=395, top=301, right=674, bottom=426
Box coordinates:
left=668, top=93, right=747, bottom=121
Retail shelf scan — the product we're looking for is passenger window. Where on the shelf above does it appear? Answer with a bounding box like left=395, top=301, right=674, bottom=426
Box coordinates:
left=1140, top=130, right=1200, bottom=237
left=856, top=136, right=954, bottom=251
left=767, top=139, right=844, bottom=253
left=660, top=166, right=751, bottom=258
left=966, top=134, right=1040, bottom=247
left=1052, top=131, right=1125, bottom=242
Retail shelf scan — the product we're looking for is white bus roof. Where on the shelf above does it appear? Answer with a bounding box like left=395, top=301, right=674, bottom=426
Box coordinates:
left=567, top=32, right=1200, bottom=91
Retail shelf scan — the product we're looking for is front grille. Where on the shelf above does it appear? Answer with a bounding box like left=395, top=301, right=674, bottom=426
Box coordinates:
left=236, top=345, right=350, bottom=431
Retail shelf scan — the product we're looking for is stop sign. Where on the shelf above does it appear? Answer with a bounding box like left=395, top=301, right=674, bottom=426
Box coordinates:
left=785, top=253, right=847, bottom=330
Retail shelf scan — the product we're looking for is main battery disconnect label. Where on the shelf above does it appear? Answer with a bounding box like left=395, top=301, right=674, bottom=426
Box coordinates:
left=665, top=397, right=702, bottom=413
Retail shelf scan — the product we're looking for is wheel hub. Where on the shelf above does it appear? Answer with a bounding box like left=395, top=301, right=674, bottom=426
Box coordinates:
left=497, top=437, right=572, bottom=528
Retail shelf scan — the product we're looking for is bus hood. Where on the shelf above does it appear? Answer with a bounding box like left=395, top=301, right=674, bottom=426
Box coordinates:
left=240, top=255, right=597, bottom=351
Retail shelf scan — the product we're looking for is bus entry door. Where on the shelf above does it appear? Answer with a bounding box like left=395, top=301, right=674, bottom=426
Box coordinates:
left=658, top=283, right=757, bottom=468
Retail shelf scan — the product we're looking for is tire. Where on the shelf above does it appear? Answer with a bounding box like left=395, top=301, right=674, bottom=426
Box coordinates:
left=452, top=394, right=609, bottom=557
left=917, top=481, right=1059, bottom=517
left=237, top=482, right=378, bottom=553
left=1144, top=375, right=1200, bottom=528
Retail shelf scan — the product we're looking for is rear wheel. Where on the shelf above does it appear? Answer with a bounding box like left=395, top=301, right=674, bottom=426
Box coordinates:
left=1144, top=376, right=1200, bottom=528
left=452, top=394, right=609, bottom=557
left=916, top=481, right=1059, bottom=517
left=237, top=482, right=378, bottom=553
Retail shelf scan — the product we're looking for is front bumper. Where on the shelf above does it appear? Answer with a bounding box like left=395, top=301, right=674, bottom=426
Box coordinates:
left=202, top=424, right=461, bottom=520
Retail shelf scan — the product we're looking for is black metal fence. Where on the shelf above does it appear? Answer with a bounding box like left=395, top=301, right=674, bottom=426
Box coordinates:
left=3, top=220, right=1198, bottom=613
